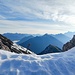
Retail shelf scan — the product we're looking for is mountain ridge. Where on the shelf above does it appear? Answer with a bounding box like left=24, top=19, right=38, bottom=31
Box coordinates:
left=0, top=34, right=33, bottom=54
left=39, top=44, right=61, bottom=55
left=20, top=34, right=63, bottom=54
left=63, top=35, right=75, bottom=51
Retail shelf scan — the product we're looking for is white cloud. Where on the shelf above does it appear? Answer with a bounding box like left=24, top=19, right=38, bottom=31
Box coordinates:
left=0, top=0, right=75, bottom=34
left=0, top=15, right=6, bottom=19
left=0, top=20, right=75, bottom=34
left=1, top=0, right=75, bottom=23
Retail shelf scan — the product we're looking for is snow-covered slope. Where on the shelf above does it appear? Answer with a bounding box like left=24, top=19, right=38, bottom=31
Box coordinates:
left=0, top=34, right=33, bottom=54
left=0, top=47, right=75, bottom=75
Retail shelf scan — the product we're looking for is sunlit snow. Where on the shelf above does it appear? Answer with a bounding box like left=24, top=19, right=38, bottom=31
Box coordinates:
left=0, top=47, right=75, bottom=75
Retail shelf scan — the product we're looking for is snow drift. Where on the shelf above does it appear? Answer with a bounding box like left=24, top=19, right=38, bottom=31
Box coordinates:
left=0, top=47, right=75, bottom=75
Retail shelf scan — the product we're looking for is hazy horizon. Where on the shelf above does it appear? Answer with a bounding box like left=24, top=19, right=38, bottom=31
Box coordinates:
left=0, top=0, right=75, bottom=34
left=1, top=31, right=75, bottom=35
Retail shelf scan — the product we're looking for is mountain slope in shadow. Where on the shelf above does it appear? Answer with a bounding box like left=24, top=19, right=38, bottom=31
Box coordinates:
left=19, top=34, right=63, bottom=54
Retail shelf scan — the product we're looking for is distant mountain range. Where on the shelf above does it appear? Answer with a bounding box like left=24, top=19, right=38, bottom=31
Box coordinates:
left=52, top=33, right=71, bottom=44
left=0, top=32, right=75, bottom=55
left=19, top=34, right=63, bottom=54
left=2, top=32, right=75, bottom=54
left=3, top=33, right=32, bottom=41
left=39, top=34, right=75, bottom=55
left=3, top=31, right=74, bottom=41
left=2, top=33, right=41, bottom=41
left=64, top=31, right=75, bottom=38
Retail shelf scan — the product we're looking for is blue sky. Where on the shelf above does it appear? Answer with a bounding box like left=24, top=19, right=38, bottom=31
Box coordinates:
left=0, top=0, right=75, bottom=34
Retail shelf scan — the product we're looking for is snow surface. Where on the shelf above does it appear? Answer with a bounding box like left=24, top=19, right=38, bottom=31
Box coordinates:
left=12, top=43, right=33, bottom=54
left=0, top=47, right=75, bottom=75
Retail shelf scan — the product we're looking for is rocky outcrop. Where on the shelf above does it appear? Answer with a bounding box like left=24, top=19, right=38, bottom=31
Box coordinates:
left=39, top=44, right=61, bottom=55
left=62, top=35, right=75, bottom=51
left=0, top=34, right=33, bottom=54
left=0, top=34, right=13, bottom=50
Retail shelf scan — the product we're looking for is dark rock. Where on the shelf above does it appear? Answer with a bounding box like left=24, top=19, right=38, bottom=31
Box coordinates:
left=62, top=35, right=75, bottom=51
left=0, top=34, right=33, bottom=54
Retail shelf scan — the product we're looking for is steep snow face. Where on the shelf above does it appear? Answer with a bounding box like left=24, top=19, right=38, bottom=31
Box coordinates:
left=0, top=47, right=75, bottom=75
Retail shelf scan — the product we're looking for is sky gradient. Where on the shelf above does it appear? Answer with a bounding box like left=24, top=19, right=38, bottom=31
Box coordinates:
left=0, top=0, right=75, bottom=34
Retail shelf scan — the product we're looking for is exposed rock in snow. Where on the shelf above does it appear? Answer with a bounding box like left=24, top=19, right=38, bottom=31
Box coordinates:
left=0, top=34, right=34, bottom=54
left=63, top=35, right=75, bottom=51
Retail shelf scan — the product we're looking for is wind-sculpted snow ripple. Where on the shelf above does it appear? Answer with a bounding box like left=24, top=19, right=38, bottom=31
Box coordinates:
left=0, top=48, right=75, bottom=75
